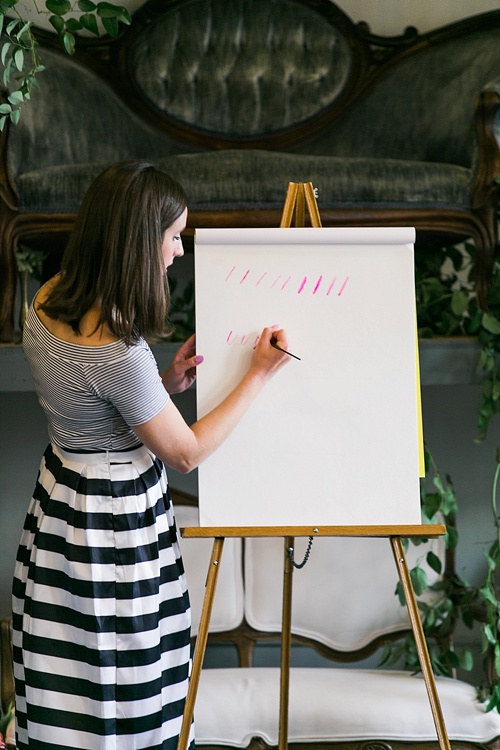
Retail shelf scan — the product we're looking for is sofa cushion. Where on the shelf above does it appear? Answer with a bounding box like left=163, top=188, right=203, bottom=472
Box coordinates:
left=244, top=535, right=445, bottom=652
left=196, top=667, right=500, bottom=746
left=16, top=151, right=471, bottom=214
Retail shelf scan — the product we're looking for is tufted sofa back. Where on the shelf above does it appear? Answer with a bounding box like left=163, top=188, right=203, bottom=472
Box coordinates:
left=128, top=0, right=356, bottom=139
left=123, top=0, right=500, bottom=165
left=6, top=0, right=500, bottom=182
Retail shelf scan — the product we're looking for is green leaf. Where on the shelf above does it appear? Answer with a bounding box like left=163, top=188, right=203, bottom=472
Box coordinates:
left=77, top=0, right=96, bottom=9
left=410, top=566, right=428, bottom=596
left=79, top=12, right=99, bottom=34
left=493, top=379, right=500, bottom=401
left=485, top=684, right=500, bottom=712
left=48, top=14, right=65, bottom=33
left=462, top=609, right=475, bottom=629
left=482, top=312, right=500, bottom=335
left=2, top=59, right=13, bottom=87
left=444, top=649, right=460, bottom=669
left=65, top=18, right=83, bottom=31
left=422, top=492, right=441, bottom=520
left=451, top=289, right=469, bottom=317
left=101, top=15, right=119, bottom=36
left=0, top=102, right=12, bottom=114
left=13, top=46, right=24, bottom=72
left=45, top=0, right=72, bottom=15
left=432, top=474, right=444, bottom=493
left=16, top=21, right=33, bottom=45
left=426, top=550, right=442, bottom=574
left=97, top=1, right=131, bottom=22
left=477, top=348, right=495, bottom=374
left=484, top=623, right=497, bottom=645
left=1, top=41, right=11, bottom=66
left=10, top=106, right=20, bottom=124
left=6, top=18, right=19, bottom=35
left=62, top=31, right=76, bottom=55
left=8, top=89, right=24, bottom=104
left=459, top=648, right=474, bottom=671
left=479, top=584, right=498, bottom=606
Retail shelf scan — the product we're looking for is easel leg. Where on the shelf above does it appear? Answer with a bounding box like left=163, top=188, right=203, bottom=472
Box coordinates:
left=279, top=536, right=294, bottom=750
left=178, top=537, right=225, bottom=750
left=303, top=183, right=322, bottom=227
left=280, top=183, right=299, bottom=228
left=390, top=537, right=451, bottom=750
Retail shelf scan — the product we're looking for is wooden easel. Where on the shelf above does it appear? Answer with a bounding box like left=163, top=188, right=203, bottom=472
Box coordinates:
left=178, top=185, right=451, bottom=750
left=177, top=525, right=451, bottom=750
left=280, top=181, right=322, bottom=228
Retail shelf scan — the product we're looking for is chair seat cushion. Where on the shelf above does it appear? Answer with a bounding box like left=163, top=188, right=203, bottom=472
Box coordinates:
left=195, top=667, right=500, bottom=747
left=16, top=150, right=471, bottom=214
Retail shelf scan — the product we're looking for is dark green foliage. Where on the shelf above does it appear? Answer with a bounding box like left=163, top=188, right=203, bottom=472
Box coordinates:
left=0, top=0, right=131, bottom=129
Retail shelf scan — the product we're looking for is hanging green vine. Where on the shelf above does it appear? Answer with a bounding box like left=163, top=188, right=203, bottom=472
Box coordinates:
left=389, top=197, right=500, bottom=710
left=475, top=450, right=500, bottom=711
left=381, top=445, right=474, bottom=678
left=0, top=0, right=131, bottom=130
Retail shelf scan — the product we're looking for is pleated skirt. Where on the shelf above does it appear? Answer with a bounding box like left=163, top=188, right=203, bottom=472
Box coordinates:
left=12, top=442, right=194, bottom=750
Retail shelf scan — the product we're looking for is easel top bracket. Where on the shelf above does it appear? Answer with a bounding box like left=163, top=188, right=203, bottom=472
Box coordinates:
left=280, top=181, right=322, bottom=228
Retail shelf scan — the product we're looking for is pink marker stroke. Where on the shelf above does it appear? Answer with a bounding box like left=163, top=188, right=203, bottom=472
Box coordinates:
left=240, top=269, right=250, bottom=284
left=297, top=277, right=307, bottom=293
left=313, top=275, right=323, bottom=294
left=271, top=275, right=281, bottom=288
left=338, top=276, right=349, bottom=296
left=326, top=278, right=336, bottom=296
left=225, top=266, right=236, bottom=281
left=226, top=330, right=234, bottom=343
left=281, top=276, right=291, bottom=291
left=256, top=273, right=267, bottom=286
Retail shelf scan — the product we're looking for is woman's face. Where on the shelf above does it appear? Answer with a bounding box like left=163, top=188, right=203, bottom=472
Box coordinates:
left=161, top=207, right=188, bottom=274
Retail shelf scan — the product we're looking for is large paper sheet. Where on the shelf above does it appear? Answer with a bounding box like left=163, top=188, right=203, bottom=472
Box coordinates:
left=195, top=227, right=422, bottom=527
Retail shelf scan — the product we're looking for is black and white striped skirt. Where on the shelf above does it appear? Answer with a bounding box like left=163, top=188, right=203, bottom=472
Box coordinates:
left=12, top=442, right=194, bottom=750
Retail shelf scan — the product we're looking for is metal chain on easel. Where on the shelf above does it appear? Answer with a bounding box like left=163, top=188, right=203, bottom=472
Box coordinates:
left=287, top=536, right=314, bottom=569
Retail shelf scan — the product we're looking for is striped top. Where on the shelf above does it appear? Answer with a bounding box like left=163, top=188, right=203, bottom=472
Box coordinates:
left=23, top=302, right=170, bottom=451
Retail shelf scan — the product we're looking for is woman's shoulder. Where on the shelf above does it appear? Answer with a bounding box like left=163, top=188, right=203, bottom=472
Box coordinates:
left=35, top=276, right=119, bottom=347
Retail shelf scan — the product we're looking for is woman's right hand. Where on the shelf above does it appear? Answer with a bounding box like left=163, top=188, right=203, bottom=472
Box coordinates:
left=249, top=325, right=291, bottom=381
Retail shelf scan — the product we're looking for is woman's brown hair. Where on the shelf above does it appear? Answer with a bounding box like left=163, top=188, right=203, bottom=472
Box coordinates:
left=39, top=160, right=188, bottom=345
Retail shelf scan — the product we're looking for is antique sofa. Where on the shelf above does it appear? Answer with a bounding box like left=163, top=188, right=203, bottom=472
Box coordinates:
left=0, top=0, right=499, bottom=340
left=3, top=491, right=500, bottom=750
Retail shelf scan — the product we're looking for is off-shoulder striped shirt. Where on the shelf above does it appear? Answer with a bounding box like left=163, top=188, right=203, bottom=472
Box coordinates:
left=23, top=303, right=169, bottom=451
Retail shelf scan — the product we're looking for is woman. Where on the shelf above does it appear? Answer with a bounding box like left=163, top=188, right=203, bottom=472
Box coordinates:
left=13, top=161, right=290, bottom=750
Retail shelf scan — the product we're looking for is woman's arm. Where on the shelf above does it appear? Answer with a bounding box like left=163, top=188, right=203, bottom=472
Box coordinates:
left=133, top=326, right=290, bottom=472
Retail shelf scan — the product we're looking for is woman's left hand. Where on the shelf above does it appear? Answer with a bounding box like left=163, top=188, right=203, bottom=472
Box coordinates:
left=161, top=334, right=203, bottom=394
